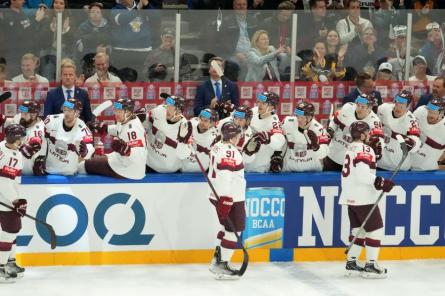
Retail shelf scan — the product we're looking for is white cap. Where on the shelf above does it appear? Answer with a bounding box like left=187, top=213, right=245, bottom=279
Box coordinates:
left=393, top=25, right=407, bottom=38
left=426, top=22, right=440, bottom=31
left=378, top=62, right=393, bottom=72
left=413, top=55, right=427, bottom=65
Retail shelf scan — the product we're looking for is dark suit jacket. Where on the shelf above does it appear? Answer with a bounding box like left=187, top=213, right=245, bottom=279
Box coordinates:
left=193, top=78, right=240, bottom=116
left=415, top=93, right=433, bottom=110
left=43, top=86, right=93, bottom=122
left=342, top=88, right=383, bottom=106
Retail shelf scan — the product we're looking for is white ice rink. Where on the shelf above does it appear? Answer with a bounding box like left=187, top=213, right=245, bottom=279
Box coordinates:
left=2, top=260, right=444, bottom=296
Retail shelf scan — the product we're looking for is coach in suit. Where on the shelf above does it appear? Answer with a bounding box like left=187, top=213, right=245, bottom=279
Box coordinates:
left=193, top=57, right=240, bottom=116
left=342, top=72, right=383, bottom=106
left=44, top=59, right=93, bottom=122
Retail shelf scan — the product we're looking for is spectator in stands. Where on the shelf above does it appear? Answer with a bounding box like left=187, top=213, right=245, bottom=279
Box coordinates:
left=111, top=0, right=153, bottom=80
left=325, top=29, right=341, bottom=56
left=301, top=40, right=346, bottom=82
left=343, top=72, right=383, bottom=105
left=143, top=28, right=192, bottom=82
left=375, top=62, right=394, bottom=81
left=24, top=0, right=53, bottom=9
left=336, top=0, right=373, bottom=46
left=415, top=76, right=445, bottom=109
left=419, top=22, right=444, bottom=75
left=85, top=52, right=121, bottom=84
left=77, top=3, right=111, bottom=61
left=193, top=57, right=239, bottom=116
left=12, top=53, right=49, bottom=83
left=372, top=0, right=401, bottom=46
left=0, top=64, right=8, bottom=83
left=387, top=25, right=414, bottom=81
left=245, top=30, right=285, bottom=82
left=35, top=0, right=77, bottom=81
left=409, top=55, right=436, bottom=82
left=44, top=58, right=93, bottom=122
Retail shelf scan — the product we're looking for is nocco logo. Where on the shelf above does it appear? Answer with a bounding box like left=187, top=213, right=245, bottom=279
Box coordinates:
left=18, top=193, right=154, bottom=247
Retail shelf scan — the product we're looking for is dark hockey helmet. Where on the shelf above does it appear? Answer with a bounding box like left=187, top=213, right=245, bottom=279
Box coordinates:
left=114, top=98, right=135, bottom=112
left=233, top=105, right=253, bottom=121
left=349, top=121, right=370, bottom=140
left=199, top=108, right=219, bottom=122
left=19, top=100, right=40, bottom=113
left=221, top=121, right=242, bottom=141
left=165, top=95, right=186, bottom=112
left=294, top=102, right=315, bottom=117
left=427, top=97, right=445, bottom=112
left=5, top=124, right=26, bottom=144
left=63, top=98, right=83, bottom=111
left=394, top=90, right=413, bottom=105
left=256, top=91, right=279, bottom=107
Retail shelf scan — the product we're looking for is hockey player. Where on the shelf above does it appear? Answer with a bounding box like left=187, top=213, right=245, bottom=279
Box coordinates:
left=2, top=100, right=46, bottom=175
left=281, top=102, right=330, bottom=172
left=208, top=121, right=245, bottom=280
left=325, top=94, right=383, bottom=171
left=146, top=95, right=190, bottom=173
left=411, top=98, right=445, bottom=171
left=339, top=121, right=395, bottom=279
left=43, top=99, right=95, bottom=175
left=81, top=98, right=147, bottom=179
left=244, top=91, right=285, bottom=173
left=377, top=90, right=421, bottom=171
left=179, top=108, right=218, bottom=172
left=0, top=124, right=28, bottom=282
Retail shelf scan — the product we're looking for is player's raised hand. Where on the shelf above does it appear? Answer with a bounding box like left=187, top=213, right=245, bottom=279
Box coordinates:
left=306, top=130, right=320, bottom=151
left=374, top=176, right=395, bottom=193
left=177, top=121, right=192, bottom=144
left=20, top=137, right=42, bottom=159
left=12, top=199, right=27, bottom=217
left=253, top=131, right=270, bottom=145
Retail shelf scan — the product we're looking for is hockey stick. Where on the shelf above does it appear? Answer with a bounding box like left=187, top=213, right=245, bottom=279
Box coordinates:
left=92, top=100, right=113, bottom=117
left=0, top=201, right=56, bottom=249
left=0, top=91, right=12, bottom=103
left=191, top=148, right=249, bottom=276
left=345, top=135, right=408, bottom=255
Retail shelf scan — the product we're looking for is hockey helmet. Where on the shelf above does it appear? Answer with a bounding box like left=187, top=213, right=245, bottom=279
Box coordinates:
left=427, top=97, right=445, bottom=112
left=355, top=93, right=373, bottom=106
left=221, top=121, right=242, bottom=141
left=114, top=98, right=135, bottom=112
left=394, top=90, right=413, bottom=105
left=165, top=95, right=186, bottom=112
left=199, top=108, right=219, bottom=122
left=233, top=105, right=253, bottom=121
left=294, top=102, right=315, bottom=117
left=19, top=100, right=40, bottom=114
left=256, top=91, right=280, bottom=107
left=5, top=124, right=26, bottom=144
left=63, top=98, right=83, bottom=111
left=349, top=121, right=370, bottom=140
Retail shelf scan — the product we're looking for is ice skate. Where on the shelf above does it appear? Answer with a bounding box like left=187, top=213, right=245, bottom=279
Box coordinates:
left=7, top=259, right=25, bottom=278
left=212, top=261, right=240, bottom=280
left=0, top=264, right=17, bottom=283
left=209, top=246, right=221, bottom=274
left=361, top=260, right=387, bottom=279
left=344, top=258, right=364, bottom=277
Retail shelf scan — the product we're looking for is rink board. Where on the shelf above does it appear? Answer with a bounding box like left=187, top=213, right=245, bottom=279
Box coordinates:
left=15, top=171, right=445, bottom=266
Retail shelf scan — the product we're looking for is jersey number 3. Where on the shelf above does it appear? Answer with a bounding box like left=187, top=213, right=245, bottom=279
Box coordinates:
left=342, top=155, right=351, bottom=177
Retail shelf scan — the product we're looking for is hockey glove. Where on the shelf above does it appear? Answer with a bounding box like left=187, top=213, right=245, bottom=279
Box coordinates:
left=253, top=131, right=271, bottom=145
left=326, top=127, right=335, bottom=140
left=211, top=135, right=222, bottom=147
left=374, top=176, right=395, bottom=193
left=306, top=130, right=320, bottom=151
left=177, top=121, right=193, bottom=144
left=404, top=137, right=416, bottom=152
left=12, top=199, right=27, bottom=217
left=79, top=140, right=88, bottom=158
left=111, top=137, right=131, bottom=156
left=33, top=156, right=46, bottom=176
left=368, top=136, right=382, bottom=160
left=216, top=101, right=234, bottom=119
left=216, top=196, right=234, bottom=223
left=87, top=120, right=108, bottom=136
left=270, top=151, right=283, bottom=173
left=19, top=137, right=42, bottom=159
left=243, top=136, right=260, bottom=156
left=134, top=107, right=147, bottom=123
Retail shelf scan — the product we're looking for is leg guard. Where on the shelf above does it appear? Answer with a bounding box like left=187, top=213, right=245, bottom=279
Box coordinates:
left=365, top=228, right=384, bottom=262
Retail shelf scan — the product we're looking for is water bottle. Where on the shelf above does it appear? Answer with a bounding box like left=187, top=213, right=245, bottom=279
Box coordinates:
left=147, top=84, right=156, bottom=100
left=283, top=84, right=291, bottom=99
left=94, top=137, right=104, bottom=156
left=309, top=84, right=318, bottom=99
left=91, top=84, right=101, bottom=101
left=104, top=135, right=112, bottom=151
left=390, top=83, right=399, bottom=98
left=336, top=83, right=345, bottom=99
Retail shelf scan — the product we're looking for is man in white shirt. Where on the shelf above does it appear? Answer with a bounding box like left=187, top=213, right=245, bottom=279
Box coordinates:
left=85, top=52, right=121, bottom=84
left=336, top=0, right=373, bottom=45
left=12, top=53, right=49, bottom=84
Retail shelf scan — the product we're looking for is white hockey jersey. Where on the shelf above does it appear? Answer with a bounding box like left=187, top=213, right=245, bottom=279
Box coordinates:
left=146, top=105, right=188, bottom=173
left=44, top=115, right=95, bottom=175
left=245, top=107, right=286, bottom=172
left=328, top=102, right=382, bottom=165
left=180, top=117, right=218, bottom=172
left=377, top=103, right=421, bottom=171
left=107, top=117, right=148, bottom=179
left=0, top=140, right=23, bottom=211
left=208, top=142, right=246, bottom=202
left=411, top=106, right=445, bottom=171
left=339, top=142, right=380, bottom=206
left=216, top=116, right=254, bottom=164
left=281, top=116, right=329, bottom=172
left=5, top=114, right=46, bottom=175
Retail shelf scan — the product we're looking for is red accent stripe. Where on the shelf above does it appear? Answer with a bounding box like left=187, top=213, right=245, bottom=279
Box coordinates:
left=217, top=163, right=244, bottom=171
left=407, top=127, right=420, bottom=137
left=0, top=241, right=13, bottom=251
left=353, top=157, right=376, bottom=169
left=196, top=144, right=210, bottom=155
left=425, top=137, right=445, bottom=150
left=221, top=238, right=238, bottom=249
left=365, top=238, right=381, bottom=247
left=149, top=118, right=178, bottom=149
left=0, top=167, right=21, bottom=180
left=349, top=235, right=365, bottom=247
left=217, top=231, right=225, bottom=240
left=287, top=142, right=295, bottom=149
left=45, top=130, right=57, bottom=145
left=333, top=115, right=346, bottom=130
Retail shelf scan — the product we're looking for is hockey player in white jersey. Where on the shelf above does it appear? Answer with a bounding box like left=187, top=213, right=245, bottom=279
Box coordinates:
left=339, top=121, right=395, bottom=279
left=2, top=100, right=46, bottom=175
left=0, top=124, right=28, bottom=282
left=81, top=98, right=147, bottom=179
left=325, top=94, right=383, bottom=171
left=411, top=98, right=445, bottom=170
left=43, top=99, right=95, bottom=175
left=377, top=90, right=421, bottom=171
left=146, top=95, right=190, bottom=173
left=179, top=109, right=218, bottom=172
left=244, top=91, right=285, bottom=173
left=208, top=122, right=245, bottom=280
left=281, top=102, right=330, bottom=172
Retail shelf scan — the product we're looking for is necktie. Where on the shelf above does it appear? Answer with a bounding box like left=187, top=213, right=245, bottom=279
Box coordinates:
left=214, top=82, right=221, bottom=101
left=66, top=89, right=72, bottom=100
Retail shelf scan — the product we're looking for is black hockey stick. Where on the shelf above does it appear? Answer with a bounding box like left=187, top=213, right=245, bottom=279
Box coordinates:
left=0, top=201, right=56, bottom=249
left=345, top=135, right=409, bottom=255
left=191, top=149, right=249, bottom=276
left=0, top=91, right=12, bottom=103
